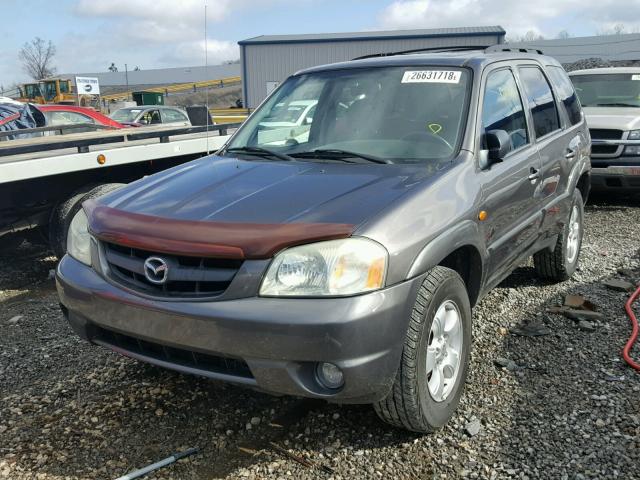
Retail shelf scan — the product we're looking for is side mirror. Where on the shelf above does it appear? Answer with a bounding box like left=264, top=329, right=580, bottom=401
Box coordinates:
left=485, top=129, right=511, bottom=163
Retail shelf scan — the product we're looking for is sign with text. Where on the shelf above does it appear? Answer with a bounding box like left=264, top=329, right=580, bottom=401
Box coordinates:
left=75, top=77, right=101, bottom=95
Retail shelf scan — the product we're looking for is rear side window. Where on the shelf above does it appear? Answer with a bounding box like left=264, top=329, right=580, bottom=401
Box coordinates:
left=518, top=67, right=560, bottom=138
left=482, top=69, right=529, bottom=151
left=546, top=66, right=582, bottom=126
left=163, top=109, right=188, bottom=122
left=46, top=111, right=94, bottom=126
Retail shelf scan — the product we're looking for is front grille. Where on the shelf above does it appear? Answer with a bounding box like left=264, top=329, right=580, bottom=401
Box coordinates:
left=589, top=129, right=623, bottom=140
left=93, top=326, right=253, bottom=379
left=592, top=145, right=620, bottom=155
left=103, top=242, right=242, bottom=298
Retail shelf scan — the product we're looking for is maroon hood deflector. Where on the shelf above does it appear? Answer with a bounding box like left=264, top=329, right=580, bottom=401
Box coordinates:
left=85, top=200, right=354, bottom=259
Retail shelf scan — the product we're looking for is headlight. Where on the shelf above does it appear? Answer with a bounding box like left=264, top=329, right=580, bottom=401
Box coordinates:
left=628, top=130, right=640, bottom=140
left=260, top=237, right=388, bottom=297
left=67, top=208, right=92, bottom=265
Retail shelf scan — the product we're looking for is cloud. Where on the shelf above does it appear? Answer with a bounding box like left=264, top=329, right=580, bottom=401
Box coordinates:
left=75, top=0, right=232, bottom=43
left=74, top=0, right=233, bottom=24
left=378, top=0, right=640, bottom=38
left=159, top=39, right=239, bottom=65
left=65, top=0, right=245, bottom=72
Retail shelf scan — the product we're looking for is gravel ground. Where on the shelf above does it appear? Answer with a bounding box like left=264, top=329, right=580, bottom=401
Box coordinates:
left=1, top=195, right=640, bottom=480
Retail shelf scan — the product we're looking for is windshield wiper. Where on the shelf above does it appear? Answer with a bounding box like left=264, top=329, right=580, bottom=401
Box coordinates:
left=225, top=146, right=295, bottom=162
left=593, top=102, right=639, bottom=108
left=293, top=149, right=392, bottom=164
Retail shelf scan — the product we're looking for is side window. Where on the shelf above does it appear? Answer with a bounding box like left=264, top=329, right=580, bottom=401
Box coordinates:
left=482, top=69, right=529, bottom=152
left=163, top=109, right=188, bottom=122
left=518, top=67, right=560, bottom=138
left=47, top=111, right=93, bottom=126
left=140, top=110, right=161, bottom=124
left=546, top=66, right=582, bottom=126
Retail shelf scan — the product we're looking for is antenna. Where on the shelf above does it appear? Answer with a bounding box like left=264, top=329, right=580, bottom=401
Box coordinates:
left=204, top=2, right=211, bottom=154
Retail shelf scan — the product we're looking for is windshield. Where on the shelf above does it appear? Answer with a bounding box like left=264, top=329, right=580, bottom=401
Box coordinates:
left=571, top=73, right=640, bottom=107
left=262, top=101, right=317, bottom=124
left=227, top=67, right=470, bottom=163
left=110, top=109, right=142, bottom=122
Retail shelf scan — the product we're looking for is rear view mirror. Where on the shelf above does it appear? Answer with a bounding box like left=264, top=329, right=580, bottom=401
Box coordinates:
left=485, top=129, right=511, bottom=162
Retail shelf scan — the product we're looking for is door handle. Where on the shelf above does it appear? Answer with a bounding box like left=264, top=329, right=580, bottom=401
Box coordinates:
left=528, top=167, right=540, bottom=181
left=565, top=148, right=576, bottom=159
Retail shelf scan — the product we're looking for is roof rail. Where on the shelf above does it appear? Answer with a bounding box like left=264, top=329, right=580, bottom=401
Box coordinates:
left=353, top=45, right=491, bottom=60
left=486, top=46, right=544, bottom=55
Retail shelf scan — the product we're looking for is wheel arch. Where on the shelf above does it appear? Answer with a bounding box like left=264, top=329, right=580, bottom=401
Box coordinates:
left=576, top=170, right=591, bottom=205
left=406, top=220, right=485, bottom=307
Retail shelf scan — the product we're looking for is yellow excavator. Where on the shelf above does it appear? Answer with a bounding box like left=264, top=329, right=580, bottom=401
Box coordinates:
left=18, top=79, right=75, bottom=104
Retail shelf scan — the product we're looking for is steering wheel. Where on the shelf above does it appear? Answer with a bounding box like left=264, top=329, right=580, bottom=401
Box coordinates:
left=401, top=131, right=454, bottom=151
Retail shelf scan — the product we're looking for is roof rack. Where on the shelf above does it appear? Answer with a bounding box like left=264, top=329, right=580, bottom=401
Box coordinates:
left=353, top=45, right=490, bottom=60
left=486, top=46, right=545, bottom=55
left=352, top=44, right=544, bottom=61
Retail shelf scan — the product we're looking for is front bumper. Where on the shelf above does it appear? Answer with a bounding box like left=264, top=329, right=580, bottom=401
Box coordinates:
left=591, top=164, right=640, bottom=191
left=56, top=255, right=422, bottom=404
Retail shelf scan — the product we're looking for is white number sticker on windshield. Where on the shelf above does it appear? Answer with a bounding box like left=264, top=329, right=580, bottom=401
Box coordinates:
left=632, top=74, right=640, bottom=81
left=401, top=71, right=461, bottom=84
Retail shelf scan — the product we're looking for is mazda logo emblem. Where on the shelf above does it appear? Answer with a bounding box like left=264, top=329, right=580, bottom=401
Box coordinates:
left=143, top=256, right=169, bottom=284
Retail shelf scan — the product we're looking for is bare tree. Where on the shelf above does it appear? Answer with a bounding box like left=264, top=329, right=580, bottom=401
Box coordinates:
left=523, top=30, right=545, bottom=42
left=557, top=30, right=571, bottom=39
left=108, top=63, right=118, bottom=72
left=18, top=37, right=56, bottom=80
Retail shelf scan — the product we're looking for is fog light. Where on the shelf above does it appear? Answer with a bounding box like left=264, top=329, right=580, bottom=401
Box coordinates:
left=316, top=362, right=344, bottom=389
left=624, top=145, right=640, bottom=156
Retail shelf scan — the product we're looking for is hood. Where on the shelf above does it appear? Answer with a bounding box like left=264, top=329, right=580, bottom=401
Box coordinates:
left=100, top=155, right=444, bottom=227
left=582, top=106, right=640, bottom=131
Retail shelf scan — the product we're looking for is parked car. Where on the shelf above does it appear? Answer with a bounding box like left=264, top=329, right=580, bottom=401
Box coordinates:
left=57, top=49, right=591, bottom=433
left=0, top=98, right=46, bottom=140
left=260, top=99, right=317, bottom=128
left=258, top=99, right=317, bottom=145
left=109, top=106, right=191, bottom=127
left=38, top=105, right=124, bottom=130
left=569, top=67, right=640, bottom=191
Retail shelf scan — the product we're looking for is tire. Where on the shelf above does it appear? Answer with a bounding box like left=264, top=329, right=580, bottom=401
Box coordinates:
left=374, top=266, right=472, bottom=433
left=49, top=183, right=125, bottom=259
left=533, top=189, right=584, bottom=282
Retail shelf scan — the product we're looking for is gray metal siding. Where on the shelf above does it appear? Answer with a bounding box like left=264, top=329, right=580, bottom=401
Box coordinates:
left=240, top=26, right=505, bottom=44
left=58, top=64, right=241, bottom=87
left=243, top=34, right=502, bottom=108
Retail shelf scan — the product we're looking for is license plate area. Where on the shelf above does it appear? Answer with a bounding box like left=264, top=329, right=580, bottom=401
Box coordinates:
left=608, top=167, right=640, bottom=176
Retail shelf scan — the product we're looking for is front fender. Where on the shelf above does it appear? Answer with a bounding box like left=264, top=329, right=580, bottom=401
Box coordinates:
left=406, top=220, right=486, bottom=278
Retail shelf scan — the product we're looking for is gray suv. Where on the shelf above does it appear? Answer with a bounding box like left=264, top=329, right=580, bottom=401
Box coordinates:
left=57, top=49, right=591, bottom=433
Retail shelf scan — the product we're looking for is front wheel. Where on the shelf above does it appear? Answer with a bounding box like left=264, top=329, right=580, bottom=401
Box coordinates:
left=49, top=183, right=125, bottom=258
left=533, top=189, right=584, bottom=282
left=374, top=266, right=472, bottom=433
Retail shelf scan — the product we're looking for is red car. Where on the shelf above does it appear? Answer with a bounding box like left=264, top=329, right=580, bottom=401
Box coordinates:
left=38, top=105, right=124, bottom=130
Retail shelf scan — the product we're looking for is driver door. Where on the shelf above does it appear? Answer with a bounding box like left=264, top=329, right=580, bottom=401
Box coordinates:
left=477, top=65, right=543, bottom=286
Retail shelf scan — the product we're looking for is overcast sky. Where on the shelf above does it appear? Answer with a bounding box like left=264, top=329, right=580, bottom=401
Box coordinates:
left=1, top=0, right=639, bottom=88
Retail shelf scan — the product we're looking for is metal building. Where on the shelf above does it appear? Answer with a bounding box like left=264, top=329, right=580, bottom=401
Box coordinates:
left=502, top=33, right=640, bottom=64
left=238, top=26, right=506, bottom=108
left=58, top=63, right=241, bottom=88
